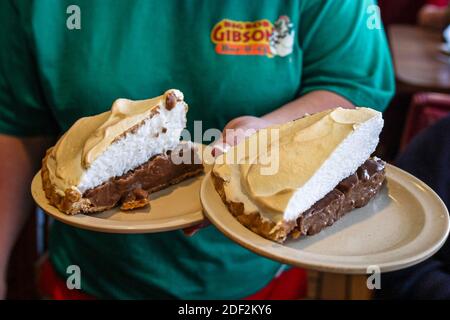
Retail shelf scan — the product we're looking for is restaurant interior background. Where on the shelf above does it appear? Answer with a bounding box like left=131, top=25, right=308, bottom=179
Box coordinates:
left=4, top=0, right=450, bottom=300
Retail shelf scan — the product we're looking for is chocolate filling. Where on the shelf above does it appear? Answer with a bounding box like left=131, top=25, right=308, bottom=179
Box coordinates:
left=295, top=158, right=386, bottom=236
left=83, top=146, right=203, bottom=209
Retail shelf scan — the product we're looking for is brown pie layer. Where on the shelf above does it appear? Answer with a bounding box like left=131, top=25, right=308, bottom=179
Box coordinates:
left=294, top=158, right=385, bottom=237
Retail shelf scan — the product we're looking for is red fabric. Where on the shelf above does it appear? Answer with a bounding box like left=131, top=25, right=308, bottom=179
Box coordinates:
left=244, top=268, right=307, bottom=300
left=37, top=258, right=94, bottom=300
left=38, top=258, right=307, bottom=300
left=427, top=0, right=449, bottom=7
left=401, top=92, right=450, bottom=150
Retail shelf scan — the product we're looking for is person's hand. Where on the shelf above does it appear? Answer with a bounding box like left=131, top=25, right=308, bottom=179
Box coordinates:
left=212, top=116, right=273, bottom=157
left=183, top=116, right=273, bottom=236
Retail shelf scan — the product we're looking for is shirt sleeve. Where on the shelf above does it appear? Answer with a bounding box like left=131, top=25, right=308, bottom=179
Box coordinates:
left=298, top=0, right=395, bottom=112
left=0, top=0, right=59, bottom=137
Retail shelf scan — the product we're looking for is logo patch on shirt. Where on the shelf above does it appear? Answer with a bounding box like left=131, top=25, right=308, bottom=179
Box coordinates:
left=211, top=16, right=294, bottom=57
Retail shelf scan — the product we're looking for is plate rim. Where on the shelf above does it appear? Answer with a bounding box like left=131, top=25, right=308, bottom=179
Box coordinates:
left=439, top=42, right=450, bottom=56
left=31, top=171, right=205, bottom=234
left=201, top=164, right=450, bottom=274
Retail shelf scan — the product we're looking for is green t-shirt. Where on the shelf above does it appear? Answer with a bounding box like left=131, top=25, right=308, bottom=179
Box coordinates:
left=0, top=0, right=394, bottom=299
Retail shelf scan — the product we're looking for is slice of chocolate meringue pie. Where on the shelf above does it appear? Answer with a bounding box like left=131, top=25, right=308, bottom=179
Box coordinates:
left=42, top=89, right=203, bottom=214
left=212, top=107, right=386, bottom=243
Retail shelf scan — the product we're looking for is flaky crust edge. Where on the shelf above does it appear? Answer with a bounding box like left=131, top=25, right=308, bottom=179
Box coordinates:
left=211, top=171, right=295, bottom=243
left=41, top=148, right=92, bottom=215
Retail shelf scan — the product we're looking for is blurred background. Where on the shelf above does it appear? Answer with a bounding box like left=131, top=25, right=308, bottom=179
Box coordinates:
left=6, top=0, right=450, bottom=299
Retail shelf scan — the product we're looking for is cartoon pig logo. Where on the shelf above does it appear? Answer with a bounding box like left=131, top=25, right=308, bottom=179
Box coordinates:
left=269, top=16, right=295, bottom=57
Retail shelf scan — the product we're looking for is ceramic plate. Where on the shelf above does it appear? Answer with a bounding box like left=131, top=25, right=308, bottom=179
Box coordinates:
left=31, top=162, right=211, bottom=234
left=201, top=164, right=450, bottom=274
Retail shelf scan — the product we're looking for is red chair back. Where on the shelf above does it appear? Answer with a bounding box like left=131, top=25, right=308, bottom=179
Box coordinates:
left=401, top=92, right=450, bottom=149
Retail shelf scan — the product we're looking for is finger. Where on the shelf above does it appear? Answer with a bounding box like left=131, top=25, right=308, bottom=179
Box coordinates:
left=223, top=127, right=255, bottom=147
left=211, top=127, right=257, bottom=158
left=211, top=140, right=230, bottom=158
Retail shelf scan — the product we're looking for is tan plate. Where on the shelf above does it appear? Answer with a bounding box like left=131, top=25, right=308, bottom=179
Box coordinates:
left=201, top=164, right=450, bottom=274
left=439, top=43, right=450, bottom=56
left=32, top=164, right=211, bottom=234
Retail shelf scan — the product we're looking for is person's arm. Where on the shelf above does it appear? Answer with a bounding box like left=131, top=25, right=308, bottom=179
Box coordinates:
left=0, top=135, right=53, bottom=299
left=262, top=90, right=354, bottom=124
left=223, top=0, right=395, bottom=145
left=219, top=90, right=354, bottom=147
left=0, top=0, right=60, bottom=298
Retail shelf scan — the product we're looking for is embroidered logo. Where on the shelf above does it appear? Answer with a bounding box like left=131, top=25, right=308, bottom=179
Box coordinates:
left=211, top=16, right=294, bottom=58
